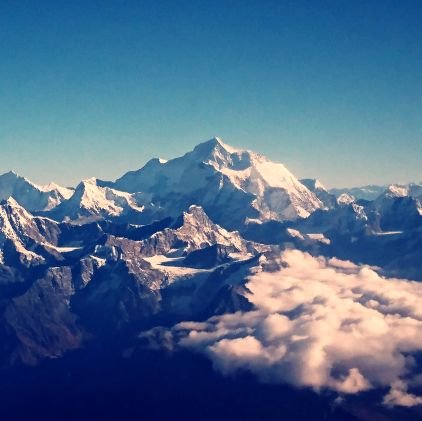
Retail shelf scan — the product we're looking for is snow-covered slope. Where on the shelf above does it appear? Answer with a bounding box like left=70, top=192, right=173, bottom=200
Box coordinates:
left=0, top=171, right=73, bottom=211
left=0, top=197, right=48, bottom=265
left=48, top=178, right=150, bottom=223
left=380, top=183, right=422, bottom=201
left=337, top=192, right=355, bottom=205
left=300, top=178, right=336, bottom=208
left=113, top=137, right=322, bottom=228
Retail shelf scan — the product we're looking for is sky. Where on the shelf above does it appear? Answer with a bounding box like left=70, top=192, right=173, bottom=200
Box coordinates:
left=0, top=0, right=421, bottom=188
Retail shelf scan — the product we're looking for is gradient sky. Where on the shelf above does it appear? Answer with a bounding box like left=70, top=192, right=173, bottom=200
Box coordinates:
left=1, top=0, right=421, bottom=188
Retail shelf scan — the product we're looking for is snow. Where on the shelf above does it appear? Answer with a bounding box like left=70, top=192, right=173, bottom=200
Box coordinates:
left=40, top=182, right=74, bottom=199
left=145, top=253, right=209, bottom=283
left=307, top=233, right=331, bottom=245
left=386, top=184, right=409, bottom=198
left=114, top=137, right=323, bottom=222
left=145, top=248, right=252, bottom=285
left=314, top=179, right=326, bottom=190
left=372, top=231, right=404, bottom=236
left=63, top=178, right=146, bottom=218
left=43, top=243, right=82, bottom=253
left=337, top=193, right=355, bottom=205
left=0, top=198, right=45, bottom=263
left=176, top=205, right=245, bottom=252
left=213, top=136, right=240, bottom=154
left=286, top=228, right=305, bottom=240
left=0, top=197, right=34, bottom=242
left=0, top=170, right=74, bottom=211
left=212, top=149, right=322, bottom=219
left=89, top=255, right=107, bottom=267
left=14, top=242, right=45, bottom=264
left=287, top=228, right=330, bottom=245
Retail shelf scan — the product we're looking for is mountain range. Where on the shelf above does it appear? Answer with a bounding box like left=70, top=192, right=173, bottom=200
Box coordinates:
left=1, top=137, right=421, bottom=420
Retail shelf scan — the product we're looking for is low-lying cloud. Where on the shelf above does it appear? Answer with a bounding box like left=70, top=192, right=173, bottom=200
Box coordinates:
left=150, top=250, right=422, bottom=406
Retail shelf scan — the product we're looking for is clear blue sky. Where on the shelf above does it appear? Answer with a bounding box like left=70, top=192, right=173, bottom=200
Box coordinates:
left=0, top=0, right=421, bottom=188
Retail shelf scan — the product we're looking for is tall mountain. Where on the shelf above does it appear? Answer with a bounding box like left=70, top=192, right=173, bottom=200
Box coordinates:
left=0, top=171, right=73, bottom=211
left=112, top=137, right=322, bottom=229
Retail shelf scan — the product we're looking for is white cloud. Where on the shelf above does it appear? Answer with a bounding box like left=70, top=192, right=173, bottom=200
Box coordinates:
left=383, top=381, right=422, bottom=407
left=162, top=250, right=422, bottom=407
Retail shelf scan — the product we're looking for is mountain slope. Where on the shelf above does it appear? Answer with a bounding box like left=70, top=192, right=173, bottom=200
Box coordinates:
left=47, top=178, right=154, bottom=224
left=0, top=198, right=49, bottom=266
left=0, top=171, right=73, bottom=211
left=300, top=178, right=336, bottom=208
left=113, top=137, right=322, bottom=229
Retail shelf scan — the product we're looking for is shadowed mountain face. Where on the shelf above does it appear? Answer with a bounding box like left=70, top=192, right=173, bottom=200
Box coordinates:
left=0, top=138, right=421, bottom=419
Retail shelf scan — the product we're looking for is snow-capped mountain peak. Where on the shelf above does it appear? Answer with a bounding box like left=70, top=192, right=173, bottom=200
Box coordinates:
left=385, top=184, right=409, bottom=198
left=49, top=178, right=147, bottom=223
left=299, top=178, right=337, bottom=209
left=189, top=136, right=243, bottom=167
left=113, top=137, right=323, bottom=228
left=337, top=193, right=355, bottom=205
left=0, top=197, right=47, bottom=265
left=300, top=178, right=327, bottom=192
left=0, top=171, right=74, bottom=211
left=176, top=204, right=245, bottom=252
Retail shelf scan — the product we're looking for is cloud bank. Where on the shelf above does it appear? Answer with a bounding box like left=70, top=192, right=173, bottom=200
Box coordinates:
left=164, top=250, right=422, bottom=406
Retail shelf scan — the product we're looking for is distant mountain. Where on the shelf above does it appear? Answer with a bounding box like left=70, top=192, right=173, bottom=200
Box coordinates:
left=0, top=171, right=73, bottom=211
left=300, top=178, right=336, bottom=208
left=368, top=184, right=422, bottom=231
left=112, top=137, right=322, bottom=229
left=329, top=184, right=386, bottom=201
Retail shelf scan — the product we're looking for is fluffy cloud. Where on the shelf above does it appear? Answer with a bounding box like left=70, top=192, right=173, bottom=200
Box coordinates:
left=165, top=250, right=422, bottom=406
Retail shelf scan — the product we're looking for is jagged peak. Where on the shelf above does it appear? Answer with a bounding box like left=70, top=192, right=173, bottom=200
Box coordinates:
left=384, top=184, right=409, bottom=198
left=188, top=137, right=269, bottom=173
left=40, top=182, right=74, bottom=199
left=300, top=178, right=327, bottom=192
left=82, top=177, right=98, bottom=185
left=73, top=178, right=100, bottom=193
left=191, top=137, right=241, bottom=159
left=171, top=205, right=211, bottom=229
left=1, top=196, right=22, bottom=208
left=337, top=193, right=355, bottom=206
left=0, top=171, right=71, bottom=198
left=0, top=170, right=38, bottom=187
left=0, top=197, right=35, bottom=225
left=183, top=204, right=211, bottom=221
left=2, top=170, right=19, bottom=177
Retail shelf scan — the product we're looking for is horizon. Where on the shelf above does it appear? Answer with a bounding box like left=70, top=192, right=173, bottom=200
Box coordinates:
left=1, top=1, right=421, bottom=188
